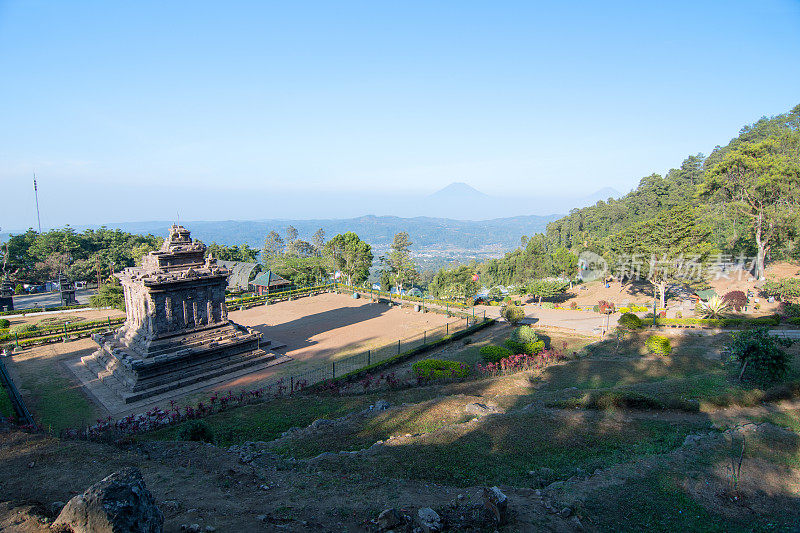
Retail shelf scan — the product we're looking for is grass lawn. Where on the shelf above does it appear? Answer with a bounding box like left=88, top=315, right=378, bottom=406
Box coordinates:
left=272, top=396, right=477, bottom=458
left=143, top=385, right=451, bottom=446
left=312, top=410, right=712, bottom=487
left=579, top=427, right=800, bottom=532
left=11, top=348, right=104, bottom=434
left=144, top=395, right=375, bottom=445
left=581, top=472, right=735, bottom=533
left=0, top=383, right=15, bottom=420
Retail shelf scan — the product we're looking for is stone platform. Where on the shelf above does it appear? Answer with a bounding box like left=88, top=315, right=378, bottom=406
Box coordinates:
left=83, top=321, right=286, bottom=404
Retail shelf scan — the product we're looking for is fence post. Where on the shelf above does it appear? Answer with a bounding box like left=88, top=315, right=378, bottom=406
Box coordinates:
left=332, top=361, right=335, bottom=379
left=423, top=330, right=426, bottom=345
left=290, top=376, right=294, bottom=395
left=446, top=323, right=449, bottom=336
left=367, top=349, right=371, bottom=366
left=397, top=339, right=400, bottom=355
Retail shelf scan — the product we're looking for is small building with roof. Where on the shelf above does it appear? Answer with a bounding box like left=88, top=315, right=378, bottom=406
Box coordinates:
left=216, top=260, right=262, bottom=292
left=250, top=270, right=292, bottom=295
left=693, top=288, right=718, bottom=303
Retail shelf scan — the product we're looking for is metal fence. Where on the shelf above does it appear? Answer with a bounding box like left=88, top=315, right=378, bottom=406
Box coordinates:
left=269, top=314, right=488, bottom=392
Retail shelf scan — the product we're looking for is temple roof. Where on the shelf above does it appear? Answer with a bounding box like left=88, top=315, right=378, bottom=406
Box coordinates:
left=118, top=225, right=229, bottom=285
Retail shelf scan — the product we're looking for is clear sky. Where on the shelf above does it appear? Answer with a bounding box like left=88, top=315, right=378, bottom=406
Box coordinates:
left=1, top=1, right=799, bottom=229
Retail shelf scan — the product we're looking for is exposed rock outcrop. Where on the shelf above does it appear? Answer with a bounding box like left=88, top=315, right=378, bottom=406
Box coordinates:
left=52, top=467, right=163, bottom=533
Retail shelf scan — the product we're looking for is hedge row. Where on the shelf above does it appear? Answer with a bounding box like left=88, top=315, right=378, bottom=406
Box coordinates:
left=0, top=304, right=91, bottom=317
left=225, top=283, right=334, bottom=307
left=2, top=326, right=116, bottom=349
left=650, top=316, right=781, bottom=328
left=0, top=317, right=125, bottom=343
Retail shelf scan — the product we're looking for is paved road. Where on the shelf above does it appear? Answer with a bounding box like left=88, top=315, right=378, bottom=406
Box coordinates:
left=10, top=289, right=96, bottom=310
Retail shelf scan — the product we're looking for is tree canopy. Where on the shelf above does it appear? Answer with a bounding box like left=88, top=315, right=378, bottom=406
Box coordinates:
left=326, top=232, right=373, bottom=286
left=1, top=226, right=160, bottom=283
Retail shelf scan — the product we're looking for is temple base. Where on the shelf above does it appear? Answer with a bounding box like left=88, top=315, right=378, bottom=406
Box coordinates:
left=82, top=320, right=286, bottom=404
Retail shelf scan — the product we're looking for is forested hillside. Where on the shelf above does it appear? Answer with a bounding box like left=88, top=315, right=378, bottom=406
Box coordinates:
left=461, top=105, right=800, bottom=291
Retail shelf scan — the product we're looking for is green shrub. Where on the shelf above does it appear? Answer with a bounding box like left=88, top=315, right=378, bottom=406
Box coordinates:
left=504, top=327, right=545, bottom=355
left=728, top=327, right=795, bottom=383
left=617, top=312, right=642, bottom=330
left=541, top=302, right=555, bottom=309
left=479, top=345, right=513, bottom=363
left=0, top=319, right=9, bottom=329
left=780, top=303, right=800, bottom=318
left=762, top=279, right=800, bottom=301
left=14, top=284, right=23, bottom=295
left=511, top=325, right=539, bottom=344
left=698, top=296, right=731, bottom=319
left=645, top=335, right=672, bottom=356
left=787, top=317, right=800, bottom=326
left=90, top=284, right=126, bottom=311
left=412, top=358, right=471, bottom=380
left=177, top=420, right=214, bottom=443
left=501, top=304, right=525, bottom=325
left=10, top=323, right=36, bottom=335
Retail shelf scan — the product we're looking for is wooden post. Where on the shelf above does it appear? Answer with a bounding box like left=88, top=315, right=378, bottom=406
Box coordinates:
left=332, top=361, right=335, bottom=379
left=397, top=339, right=400, bottom=355
left=367, top=349, right=371, bottom=366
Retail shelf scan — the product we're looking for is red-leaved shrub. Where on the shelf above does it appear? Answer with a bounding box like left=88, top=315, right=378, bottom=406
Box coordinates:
left=723, top=290, right=747, bottom=311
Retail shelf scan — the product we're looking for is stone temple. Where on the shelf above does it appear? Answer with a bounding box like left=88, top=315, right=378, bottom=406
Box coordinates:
left=83, top=225, right=284, bottom=404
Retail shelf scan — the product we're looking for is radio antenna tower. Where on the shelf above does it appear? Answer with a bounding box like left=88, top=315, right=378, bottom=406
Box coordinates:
left=33, top=173, right=42, bottom=233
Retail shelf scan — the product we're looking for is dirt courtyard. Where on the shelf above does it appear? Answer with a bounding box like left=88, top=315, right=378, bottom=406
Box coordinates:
left=218, top=292, right=458, bottom=390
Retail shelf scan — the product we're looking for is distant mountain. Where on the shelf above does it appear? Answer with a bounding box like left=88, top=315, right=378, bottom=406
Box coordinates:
left=427, top=182, right=490, bottom=202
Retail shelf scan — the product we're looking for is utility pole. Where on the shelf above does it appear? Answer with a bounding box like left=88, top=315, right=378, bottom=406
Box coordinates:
left=33, top=173, right=42, bottom=233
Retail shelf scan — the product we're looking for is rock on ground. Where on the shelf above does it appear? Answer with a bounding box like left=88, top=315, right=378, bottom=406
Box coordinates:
left=482, top=486, right=509, bottom=525
left=52, top=467, right=163, bottom=533
left=417, top=507, right=442, bottom=532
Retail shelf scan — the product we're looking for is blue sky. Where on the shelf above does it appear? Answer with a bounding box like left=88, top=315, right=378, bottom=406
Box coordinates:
left=1, top=1, right=799, bottom=228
